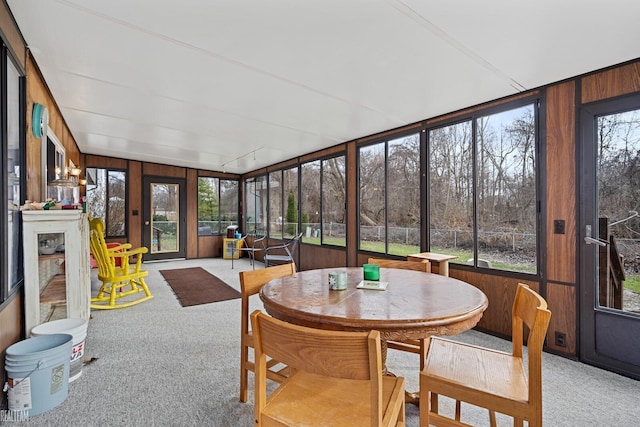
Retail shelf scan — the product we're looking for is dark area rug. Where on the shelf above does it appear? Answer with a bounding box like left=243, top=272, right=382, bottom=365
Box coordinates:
left=160, top=267, right=240, bottom=307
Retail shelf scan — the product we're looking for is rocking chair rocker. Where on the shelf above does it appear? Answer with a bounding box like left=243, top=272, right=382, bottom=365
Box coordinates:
left=89, top=218, right=153, bottom=309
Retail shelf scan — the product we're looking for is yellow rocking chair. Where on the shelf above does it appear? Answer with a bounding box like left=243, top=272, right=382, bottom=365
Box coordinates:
left=89, top=218, right=153, bottom=309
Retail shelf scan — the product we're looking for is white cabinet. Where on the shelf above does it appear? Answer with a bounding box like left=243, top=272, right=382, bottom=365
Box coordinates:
left=22, top=210, right=91, bottom=334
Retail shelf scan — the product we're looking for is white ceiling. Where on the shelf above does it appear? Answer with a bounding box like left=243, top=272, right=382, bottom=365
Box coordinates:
left=7, top=0, right=640, bottom=174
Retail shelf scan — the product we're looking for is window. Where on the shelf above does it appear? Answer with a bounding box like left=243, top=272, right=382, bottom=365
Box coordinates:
left=301, top=161, right=321, bottom=244
left=245, top=175, right=267, bottom=235
left=322, top=156, right=346, bottom=246
left=86, top=168, right=127, bottom=238
left=428, top=103, right=538, bottom=273
left=301, top=154, right=346, bottom=246
left=429, top=121, right=473, bottom=260
left=266, top=167, right=299, bottom=240
left=283, top=167, right=299, bottom=238
left=359, top=134, right=420, bottom=255
left=0, top=51, right=25, bottom=304
left=197, top=177, right=239, bottom=235
left=3, top=52, right=24, bottom=301
left=595, top=105, right=640, bottom=312
left=268, top=171, right=283, bottom=238
left=44, top=134, right=65, bottom=189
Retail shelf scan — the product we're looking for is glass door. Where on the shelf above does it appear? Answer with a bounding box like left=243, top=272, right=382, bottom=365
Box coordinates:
left=142, top=177, right=186, bottom=260
left=579, top=96, right=640, bottom=379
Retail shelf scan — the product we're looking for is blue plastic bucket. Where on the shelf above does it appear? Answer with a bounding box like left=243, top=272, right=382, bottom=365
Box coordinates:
left=5, top=334, right=72, bottom=416
left=31, top=318, right=88, bottom=382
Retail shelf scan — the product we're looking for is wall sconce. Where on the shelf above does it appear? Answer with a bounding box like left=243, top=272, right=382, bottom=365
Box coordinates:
left=68, top=166, right=83, bottom=186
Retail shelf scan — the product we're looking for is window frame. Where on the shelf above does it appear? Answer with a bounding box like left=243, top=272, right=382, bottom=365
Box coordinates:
left=197, top=176, right=239, bottom=236
left=1, top=47, right=25, bottom=305
left=253, top=152, right=346, bottom=246
left=85, top=167, right=128, bottom=239
left=357, top=130, right=422, bottom=256
left=244, top=175, right=268, bottom=236
left=300, top=152, right=347, bottom=247
left=266, top=167, right=300, bottom=240
left=425, top=97, right=541, bottom=276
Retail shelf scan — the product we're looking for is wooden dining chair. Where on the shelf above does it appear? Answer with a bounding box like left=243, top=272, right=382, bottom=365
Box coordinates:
left=238, top=263, right=296, bottom=403
left=251, top=310, right=406, bottom=427
left=367, top=258, right=432, bottom=370
left=420, top=283, right=551, bottom=427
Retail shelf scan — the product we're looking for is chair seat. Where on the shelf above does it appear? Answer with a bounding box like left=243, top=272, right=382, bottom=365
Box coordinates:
left=425, top=337, right=529, bottom=411
left=263, top=233, right=302, bottom=268
left=426, top=337, right=528, bottom=403
left=261, top=370, right=404, bottom=426
left=263, top=254, right=291, bottom=262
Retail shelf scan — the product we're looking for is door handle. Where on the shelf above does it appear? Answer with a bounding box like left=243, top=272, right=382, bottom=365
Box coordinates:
left=584, top=236, right=607, bottom=246
left=144, top=221, right=150, bottom=226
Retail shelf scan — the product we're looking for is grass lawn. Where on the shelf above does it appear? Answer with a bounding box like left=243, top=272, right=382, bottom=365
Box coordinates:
left=626, top=276, right=640, bottom=293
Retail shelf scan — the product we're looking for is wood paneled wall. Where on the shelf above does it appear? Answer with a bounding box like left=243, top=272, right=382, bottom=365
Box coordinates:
left=0, top=293, right=22, bottom=389
left=451, top=270, right=539, bottom=337
left=300, top=244, right=347, bottom=270
left=544, top=81, right=578, bottom=353
left=25, top=54, right=81, bottom=202
left=582, top=61, right=640, bottom=104
left=547, top=282, right=576, bottom=354
left=186, top=169, right=199, bottom=259
left=128, top=161, right=143, bottom=249
left=546, top=81, right=577, bottom=284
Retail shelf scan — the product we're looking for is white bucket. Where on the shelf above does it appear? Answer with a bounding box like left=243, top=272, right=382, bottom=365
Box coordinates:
left=5, top=334, right=72, bottom=416
left=31, top=318, right=88, bottom=382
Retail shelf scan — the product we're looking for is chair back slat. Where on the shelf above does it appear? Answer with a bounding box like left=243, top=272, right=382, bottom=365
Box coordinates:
left=513, top=284, right=551, bottom=405
left=252, top=310, right=405, bottom=427
left=89, top=218, right=115, bottom=278
left=252, top=310, right=379, bottom=381
left=239, top=263, right=296, bottom=297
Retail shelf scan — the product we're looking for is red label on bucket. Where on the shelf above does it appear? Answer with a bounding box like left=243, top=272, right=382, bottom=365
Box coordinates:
left=70, top=342, right=84, bottom=362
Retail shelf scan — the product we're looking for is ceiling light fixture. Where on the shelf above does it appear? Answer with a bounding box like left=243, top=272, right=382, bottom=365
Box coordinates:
left=220, top=147, right=264, bottom=170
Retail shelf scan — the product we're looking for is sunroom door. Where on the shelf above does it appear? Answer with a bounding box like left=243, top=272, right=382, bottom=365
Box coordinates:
left=579, top=96, right=640, bottom=379
left=142, top=176, right=186, bottom=261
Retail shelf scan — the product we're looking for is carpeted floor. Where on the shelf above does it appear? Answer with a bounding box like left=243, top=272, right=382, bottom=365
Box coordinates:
left=160, top=267, right=240, bottom=307
left=8, top=257, right=640, bottom=426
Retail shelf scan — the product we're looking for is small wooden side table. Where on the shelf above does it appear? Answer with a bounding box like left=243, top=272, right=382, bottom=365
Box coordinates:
left=407, top=252, right=458, bottom=277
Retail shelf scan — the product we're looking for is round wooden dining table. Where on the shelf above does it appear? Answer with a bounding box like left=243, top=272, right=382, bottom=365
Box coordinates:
left=260, top=266, right=488, bottom=405
left=259, top=266, right=488, bottom=343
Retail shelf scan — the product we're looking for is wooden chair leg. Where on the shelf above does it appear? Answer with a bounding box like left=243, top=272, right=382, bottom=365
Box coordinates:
left=455, top=400, right=461, bottom=421
left=240, top=346, right=249, bottom=402
left=420, top=390, right=433, bottom=427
